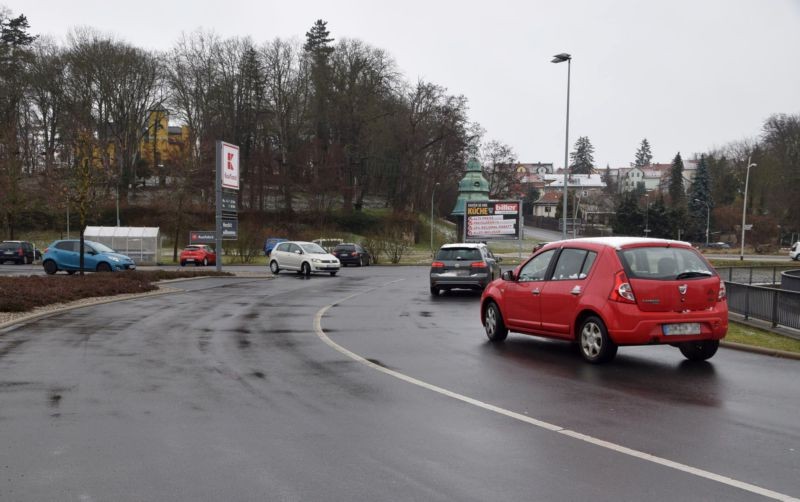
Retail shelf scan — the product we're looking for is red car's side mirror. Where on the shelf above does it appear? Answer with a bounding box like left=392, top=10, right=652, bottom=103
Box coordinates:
left=502, top=270, right=516, bottom=281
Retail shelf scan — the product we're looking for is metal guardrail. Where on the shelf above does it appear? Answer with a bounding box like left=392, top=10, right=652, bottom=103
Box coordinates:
left=719, top=267, right=800, bottom=330
left=716, top=266, right=796, bottom=286
left=781, top=269, right=800, bottom=292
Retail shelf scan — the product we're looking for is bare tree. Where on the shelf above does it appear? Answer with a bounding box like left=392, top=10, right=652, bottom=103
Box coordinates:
left=480, top=139, right=518, bottom=199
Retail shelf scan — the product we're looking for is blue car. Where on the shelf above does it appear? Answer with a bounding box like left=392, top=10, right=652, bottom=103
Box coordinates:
left=263, top=237, right=288, bottom=257
left=42, top=239, right=136, bottom=274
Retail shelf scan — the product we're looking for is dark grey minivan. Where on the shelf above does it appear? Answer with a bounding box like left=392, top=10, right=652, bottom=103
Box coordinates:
left=430, top=243, right=502, bottom=296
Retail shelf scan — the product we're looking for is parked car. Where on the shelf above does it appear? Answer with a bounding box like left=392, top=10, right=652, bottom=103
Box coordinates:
left=0, top=240, right=36, bottom=264
left=269, top=241, right=340, bottom=276
left=707, top=242, right=731, bottom=249
left=790, top=241, right=800, bottom=261
left=480, top=237, right=728, bottom=364
left=179, top=244, right=216, bottom=266
left=312, top=238, right=344, bottom=253
left=332, top=243, right=371, bottom=266
left=42, top=239, right=136, bottom=274
left=430, top=242, right=502, bottom=296
left=263, top=237, right=288, bottom=257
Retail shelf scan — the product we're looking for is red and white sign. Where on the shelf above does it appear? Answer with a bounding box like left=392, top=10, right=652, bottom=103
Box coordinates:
left=221, top=142, right=239, bottom=190
left=494, top=202, right=519, bottom=214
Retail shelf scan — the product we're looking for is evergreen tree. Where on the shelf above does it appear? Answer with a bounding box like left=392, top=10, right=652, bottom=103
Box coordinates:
left=602, top=163, right=617, bottom=194
left=612, top=192, right=644, bottom=236
left=668, top=152, right=685, bottom=206
left=304, top=20, right=334, bottom=144
left=687, top=154, right=713, bottom=242
left=647, top=195, right=673, bottom=238
left=569, top=136, right=595, bottom=174
left=634, top=138, right=653, bottom=167
left=303, top=19, right=334, bottom=55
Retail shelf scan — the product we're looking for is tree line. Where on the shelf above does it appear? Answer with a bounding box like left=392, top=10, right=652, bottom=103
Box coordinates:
left=1, top=8, right=797, bottom=247
left=1, top=12, right=507, bottom=240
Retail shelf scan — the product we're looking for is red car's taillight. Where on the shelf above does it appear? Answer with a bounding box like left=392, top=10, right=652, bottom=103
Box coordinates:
left=470, top=261, right=488, bottom=269
left=609, top=270, right=636, bottom=304
left=431, top=261, right=445, bottom=268
left=718, top=279, right=727, bottom=301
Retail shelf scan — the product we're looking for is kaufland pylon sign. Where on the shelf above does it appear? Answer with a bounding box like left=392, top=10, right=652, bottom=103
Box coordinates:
left=220, top=142, right=240, bottom=190
left=215, top=141, right=240, bottom=271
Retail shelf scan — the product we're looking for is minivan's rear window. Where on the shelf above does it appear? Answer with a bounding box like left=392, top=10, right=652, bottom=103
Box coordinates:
left=436, top=248, right=482, bottom=261
left=619, top=247, right=715, bottom=280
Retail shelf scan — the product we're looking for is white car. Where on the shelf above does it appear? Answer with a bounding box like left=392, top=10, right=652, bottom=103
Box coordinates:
left=269, top=241, right=341, bottom=276
left=790, top=241, right=800, bottom=261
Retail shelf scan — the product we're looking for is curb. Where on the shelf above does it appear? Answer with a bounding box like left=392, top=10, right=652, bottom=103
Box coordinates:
left=0, top=287, right=177, bottom=331
left=0, top=275, right=273, bottom=331
left=721, top=340, right=800, bottom=361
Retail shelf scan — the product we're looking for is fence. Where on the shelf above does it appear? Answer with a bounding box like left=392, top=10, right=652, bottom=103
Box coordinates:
left=719, top=267, right=800, bottom=330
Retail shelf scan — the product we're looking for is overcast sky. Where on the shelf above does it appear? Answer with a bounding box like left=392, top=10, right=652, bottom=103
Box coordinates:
left=5, top=0, right=800, bottom=169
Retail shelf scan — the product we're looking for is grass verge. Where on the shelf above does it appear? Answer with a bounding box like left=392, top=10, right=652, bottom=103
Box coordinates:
left=726, top=322, right=800, bottom=354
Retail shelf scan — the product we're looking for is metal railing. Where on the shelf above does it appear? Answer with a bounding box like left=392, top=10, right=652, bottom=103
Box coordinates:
left=716, top=266, right=796, bottom=286
left=720, top=267, right=800, bottom=330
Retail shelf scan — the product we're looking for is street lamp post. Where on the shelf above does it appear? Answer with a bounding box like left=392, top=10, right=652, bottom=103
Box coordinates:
left=644, top=193, right=650, bottom=236
left=694, top=198, right=710, bottom=248
left=430, top=182, right=440, bottom=257
left=740, top=156, right=757, bottom=261
left=552, top=52, right=571, bottom=240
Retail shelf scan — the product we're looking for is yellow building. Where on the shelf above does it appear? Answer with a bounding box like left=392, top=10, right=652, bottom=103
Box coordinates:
left=139, top=107, right=190, bottom=172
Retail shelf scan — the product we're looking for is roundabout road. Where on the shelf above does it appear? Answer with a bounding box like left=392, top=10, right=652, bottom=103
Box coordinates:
left=0, top=266, right=798, bottom=501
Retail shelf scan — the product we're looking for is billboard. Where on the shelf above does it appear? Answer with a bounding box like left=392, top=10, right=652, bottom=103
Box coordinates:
left=465, top=200, right=522, bottom=241
left=219, top=142, right=240, bottom=190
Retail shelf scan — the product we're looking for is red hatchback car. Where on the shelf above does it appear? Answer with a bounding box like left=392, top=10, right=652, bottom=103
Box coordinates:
left=480, top=237, right=728, bottom=364
left=179, top=245, right=216, bottom=267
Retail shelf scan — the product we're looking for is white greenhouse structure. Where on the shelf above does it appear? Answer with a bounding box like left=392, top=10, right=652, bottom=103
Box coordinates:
left=84, top=226, right=160, bottom=264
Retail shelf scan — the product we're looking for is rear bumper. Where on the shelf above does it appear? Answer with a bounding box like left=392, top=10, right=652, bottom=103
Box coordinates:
left=431, top=273, right=491, bottom=290
left=601, top=302, right=728, bottom=345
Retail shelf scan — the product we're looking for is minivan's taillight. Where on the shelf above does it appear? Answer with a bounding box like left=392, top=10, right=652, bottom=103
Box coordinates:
left=431, top=261, right=445, bottom=268
left=470, top=261, right=488, bottom=269
left=718, top=279, right=727, bottom=301
left=609, top=270, right=636, bottom=304
left=17, top=247, right=24, bottom=256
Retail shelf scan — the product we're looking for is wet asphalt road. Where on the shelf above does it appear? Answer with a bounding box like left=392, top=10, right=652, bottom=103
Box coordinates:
left=1, top=266, right=799, bottom=501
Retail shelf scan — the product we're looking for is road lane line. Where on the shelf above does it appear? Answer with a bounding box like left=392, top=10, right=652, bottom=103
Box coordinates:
left=313, top=284, right=799, bottom=502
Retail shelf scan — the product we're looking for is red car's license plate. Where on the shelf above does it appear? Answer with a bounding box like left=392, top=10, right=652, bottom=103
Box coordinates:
left=663, top=323, right=701, bottom=335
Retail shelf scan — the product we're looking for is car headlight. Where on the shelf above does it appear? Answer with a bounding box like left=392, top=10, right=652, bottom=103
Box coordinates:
left=311, top=258, right=322, bottom=263
left=108, top=256, right=120, bottom=262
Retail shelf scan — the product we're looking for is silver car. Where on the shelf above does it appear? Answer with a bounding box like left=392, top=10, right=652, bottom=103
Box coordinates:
left=430, top=243, right=502, bottom=296
left=269, top=241, right=341, bottom=276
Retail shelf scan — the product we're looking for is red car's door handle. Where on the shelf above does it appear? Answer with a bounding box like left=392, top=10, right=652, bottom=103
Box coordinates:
left=531, top=288, right=541, bottom=295
left=571, top=286, right=582, bottom=295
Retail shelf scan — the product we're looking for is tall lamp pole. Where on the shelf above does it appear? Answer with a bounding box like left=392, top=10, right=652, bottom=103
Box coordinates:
left=694, top=198, right=710, bottom=247
left=552, top=53, right=571, bottom=240
left=644, top=193, right=650, bottom=236
left=430, top=182, right=440, bottom=257
left=740, top=156, right=757, bottom=261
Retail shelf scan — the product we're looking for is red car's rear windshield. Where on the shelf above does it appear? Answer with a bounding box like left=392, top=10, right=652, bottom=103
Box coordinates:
left=618, top=246, right=715, bottom=280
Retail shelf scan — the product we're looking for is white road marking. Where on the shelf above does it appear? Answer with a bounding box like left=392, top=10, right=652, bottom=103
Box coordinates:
left=313, top=282, right=799, bottom=502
